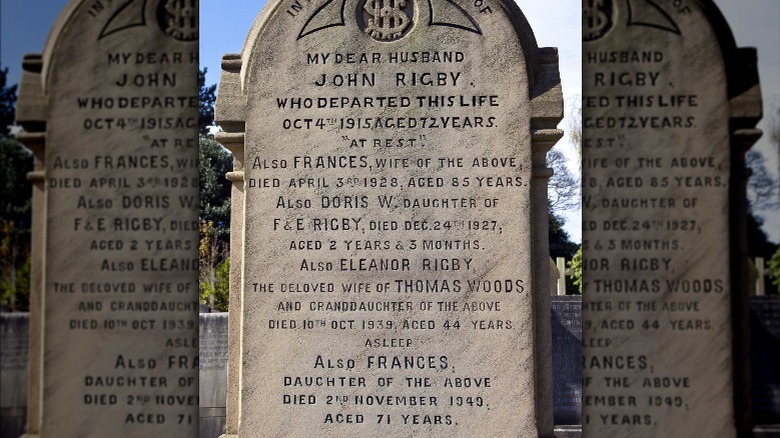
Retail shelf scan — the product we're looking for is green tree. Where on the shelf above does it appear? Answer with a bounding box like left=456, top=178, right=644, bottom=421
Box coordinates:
left=0, top=67, right=17, bottom=135
left=199, top=220, right=230, bottom=311
left=1, top=258, right=30, bottom=311
left=198, top=69, right=232, bottom=309
left=549, top=208, right=578, bottom=259
left=200, top=257, right=230, bottom=312
left=549, top=208, right=579, bottom=295
left=198, top=135, right=232, bottom=309
left=199, top=136, right=232, bottom=237
left=747, top=213, right=780, bottom=294
left=0, top=138, right=32, bottom=229
left=199, top=68, right=217, bottom=136
left=568, top=246, right=583, bottom=295
left=0, top=68, right=32, bottom=311
left=768, top=247, right=780, bottom=294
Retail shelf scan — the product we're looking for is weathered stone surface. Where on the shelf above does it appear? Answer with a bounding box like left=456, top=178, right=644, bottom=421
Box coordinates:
left=199, top=313, right=229, bottom=437
left=551, top=296, right=581, bottom=426
left=16, top=57, right=46, bottom=438
left=215, top=0, right=562, bottom=435
left=581, top=0, right=761, bottom=435
left=1, top=313, right=29, bottom=438
left=751, top=297, right=780, bottom=425
left=15, top=1, right=200, bottom=436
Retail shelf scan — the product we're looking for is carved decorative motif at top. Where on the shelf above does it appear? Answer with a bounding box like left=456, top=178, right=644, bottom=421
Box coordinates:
left=584, top=0, right=681, bottom=42
left=583, top=0, right=614, bottom=42
left=98, top=0, right=198, bottom=41
left=157, top=0, right=198, bottom=41
left=362, top=0, right=413, bottom=41
left=297, top=0, right=481, bottom=40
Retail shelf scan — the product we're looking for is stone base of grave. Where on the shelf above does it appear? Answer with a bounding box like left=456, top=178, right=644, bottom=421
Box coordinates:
left=200, top=409, right=226, bottom=438
left=753, top=426, right=780, bottom=437
left=221, top=431, right=580, bottom=437
left=553, top=425, right=582, bottom=438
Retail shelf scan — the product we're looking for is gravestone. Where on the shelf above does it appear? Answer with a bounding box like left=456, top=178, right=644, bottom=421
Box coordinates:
left=199, top=313, right=229, bottom=437
left=195, top=308, right=586, bottom=436
left=15, top=1, right=200, bottom=436
left=1, top=313, right=29, bottom=437
left=550, top=296, right=581, bottom=426
left=215, top=0, right=563, bottom=435
left=196, top=306, right=587, bottom=437
left=750, top=297, right=780, bottom=425
left=581, top=0, right=762, bottom=435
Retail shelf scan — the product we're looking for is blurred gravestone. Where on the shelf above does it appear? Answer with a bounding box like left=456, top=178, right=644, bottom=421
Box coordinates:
left=15, top=1, right=200, bottom=436
left=199, top=313, right=229, bottom=437
left=581, top=0, right=762, bottom=435
left=750, top=297, right=780, bottom=425
left=551, top=296, right=582, bottom=425
left=1, top=313, right=29, bottom=437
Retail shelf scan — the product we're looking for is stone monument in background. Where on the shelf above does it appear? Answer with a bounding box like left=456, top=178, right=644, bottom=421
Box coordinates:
left=199, top=313, right=229, bottom=436
left=1, top=314, right=29, bottom=437
left=581, top=0, right=762, bottom=435
left=215, top=0, right=563, bottom=435
left=15, top=0, right=200, bottom=436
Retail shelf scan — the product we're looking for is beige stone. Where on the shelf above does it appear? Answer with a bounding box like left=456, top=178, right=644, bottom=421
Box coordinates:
left=15, top=1, right=200, bottom=436
left=16, top=55, right=46, bottom=433
left=581, top=0, right=762, bottom=435
left=216, top=0, right=562, bottom=435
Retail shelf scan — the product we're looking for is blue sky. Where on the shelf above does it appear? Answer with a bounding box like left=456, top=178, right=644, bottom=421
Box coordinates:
left=1, top=0, right=66, bottom=84
left=198, top=0, right=589, bottom=240
left=2, top=0, right=778, bottom=243
left=197, top=0, right=780, bottom=244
